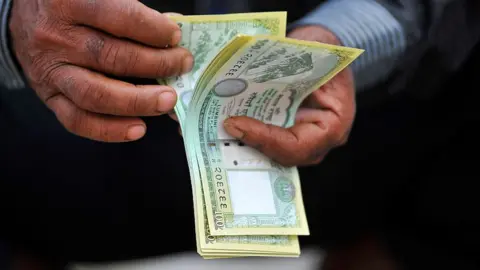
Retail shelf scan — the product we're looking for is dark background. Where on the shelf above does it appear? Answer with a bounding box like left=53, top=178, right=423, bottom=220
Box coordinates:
left=1, top=2, right=480, bottom=269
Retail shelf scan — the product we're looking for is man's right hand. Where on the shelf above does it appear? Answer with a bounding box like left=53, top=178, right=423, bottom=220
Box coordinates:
left=9, top=0, right=193, bottom=142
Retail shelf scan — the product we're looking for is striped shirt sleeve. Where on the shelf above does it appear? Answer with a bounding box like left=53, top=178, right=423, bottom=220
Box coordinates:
left=290, top=0, right=407, bottom=91
left=0, top=0, right=26, bottom=90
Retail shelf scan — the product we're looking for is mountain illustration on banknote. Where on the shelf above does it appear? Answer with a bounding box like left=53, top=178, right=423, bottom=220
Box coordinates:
left=190, top=29, right=240, bottom=75
left=244, top=45, right=340, bottom=83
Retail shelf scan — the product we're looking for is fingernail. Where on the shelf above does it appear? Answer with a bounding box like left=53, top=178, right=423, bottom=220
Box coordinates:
left=182, top=55, right=194, bottom=73
left=126, top=125, right=146, bottom=141
left=170, top=30, right=182, bottom=46
left=224, top=120, right=244, bottom=139
left=158, top=91, right=177, bottom=112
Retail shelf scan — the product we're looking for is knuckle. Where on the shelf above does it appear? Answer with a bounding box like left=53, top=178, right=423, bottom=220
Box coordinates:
left=31, top=25, right=53, bottom=47
left=101, top=42, right=121, bottom=73
left=58, top=74, right=79, bottom=100
left=85, top=34, right=106, bottom=62
left=31, top=16, right=73, bottom=49
left=29, top=58, right=66, bottom=88
left=126, top=91, right=141, bottom=114
left=25, top=24, right=76, bottom=86
left=60, top=75, right=109, bottom=113
left=100, top=41, right=136, bottom=76
left=76, top=82, right=110, bottom=112
left=35, top=84, right=57, bottom=103
left=154, top=53, right=177, bottom=76
left=124, top=48, right=140, bottom=75
left=50, top=0, right=77, bottom=20
left=26, top=53, right=51, bottom=84
left=28, top=54, right=67, bottom=87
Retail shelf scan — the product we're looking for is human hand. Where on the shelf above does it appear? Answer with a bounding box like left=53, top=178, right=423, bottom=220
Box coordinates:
left=9, top=0, right=193, bottom=142
left=223, top=26, right=356, bottom=167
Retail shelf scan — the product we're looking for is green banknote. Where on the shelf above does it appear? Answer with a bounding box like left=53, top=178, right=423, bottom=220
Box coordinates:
left=160, top=12, right=303, bottom=258
left=155, top=12, right=362, bottom=257
left=158, top=12, right=287, bottom=129
left=185, top=35, right=363, bottom=236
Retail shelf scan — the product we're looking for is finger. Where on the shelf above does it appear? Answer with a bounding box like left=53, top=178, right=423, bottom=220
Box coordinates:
left=299, top=86, right=354, bottom=143
left=71, top=26, right=193, bottom=78
left=314, top=70, right=356, bottom=121
left=45, top=93, right=146, bottom=142
left=295, top=108, right=336, bottom=125
left=295, top=107, right=347, bottom=144
left=223, top=116, right=331, bottom=166
left=52, top=65, right=178, bottom=116
left=70, top=0, right=181, bottom=47
left=295, top=108, right=336, bottom=164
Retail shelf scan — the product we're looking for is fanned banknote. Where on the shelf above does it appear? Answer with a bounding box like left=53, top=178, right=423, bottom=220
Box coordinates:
left=157, top=12, right=363, bottom=258
left=185, top=35, right=363, bottom=237
left=160, top=12, right=302, bottom=259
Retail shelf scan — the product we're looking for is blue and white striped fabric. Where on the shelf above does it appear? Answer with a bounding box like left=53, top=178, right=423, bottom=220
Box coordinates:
left=0, top=0, right=25, bottom=89
left=291, top=0, right=406, bottom=91
left=0, top=0, right=406, bottom=92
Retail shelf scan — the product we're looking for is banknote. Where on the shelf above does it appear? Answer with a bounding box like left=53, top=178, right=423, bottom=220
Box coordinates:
left=186, top=35, right=363, bottom=236
left=158, top=12, right=287, bottom=129
left=155, top=12, right=362, bottom=257
left=161, top=12, right=303, bottom=258
left=187, top=130, right=300, bottom=258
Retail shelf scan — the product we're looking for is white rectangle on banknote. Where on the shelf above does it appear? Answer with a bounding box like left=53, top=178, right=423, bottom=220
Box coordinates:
left=228, top=170, right=276, bottom=215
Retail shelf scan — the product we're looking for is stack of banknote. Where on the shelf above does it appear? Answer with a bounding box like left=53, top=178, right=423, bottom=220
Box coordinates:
left=158, top=12, right=363, bottom=259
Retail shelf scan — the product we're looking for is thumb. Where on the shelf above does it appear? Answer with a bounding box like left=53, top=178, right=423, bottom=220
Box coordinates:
left=223, top=116, right=327, bottom=166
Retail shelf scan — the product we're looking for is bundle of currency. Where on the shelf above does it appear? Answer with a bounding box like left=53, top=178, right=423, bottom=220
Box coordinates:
left=159, top=12, right=363, bottom=259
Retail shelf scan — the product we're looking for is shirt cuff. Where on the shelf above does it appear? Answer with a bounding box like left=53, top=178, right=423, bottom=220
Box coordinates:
left=289, top=0, right=406, bottom=91
left=0, top=0, right=26, bottom=90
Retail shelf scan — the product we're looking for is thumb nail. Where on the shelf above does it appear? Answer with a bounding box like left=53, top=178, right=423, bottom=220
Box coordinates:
left=224, top=120, right=245, bottom=139
left=126, top=125, right=146, bottom=141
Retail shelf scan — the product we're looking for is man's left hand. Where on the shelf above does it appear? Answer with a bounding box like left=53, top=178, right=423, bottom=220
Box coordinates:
left=223, top=26, right=356, bottom=167
left=169, top=26, right=356, bottom=167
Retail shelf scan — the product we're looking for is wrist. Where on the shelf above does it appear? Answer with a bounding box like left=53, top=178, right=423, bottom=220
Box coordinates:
left=287, top=25, right=341, bottom=46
